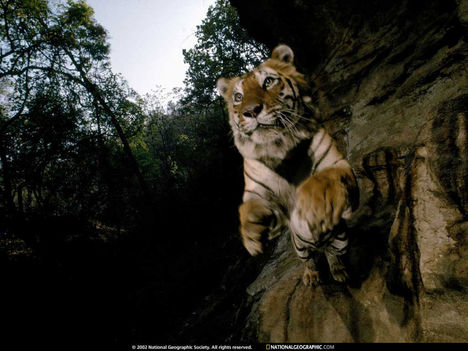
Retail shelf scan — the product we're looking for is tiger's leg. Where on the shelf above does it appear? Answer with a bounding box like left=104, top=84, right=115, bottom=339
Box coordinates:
left=238, top=200, right=273, bottom=256
left=290, top=227, right=321, bottom=287
left=303, top=254, right=321, bottom=287
left=325, top=231, right=349, bottom=283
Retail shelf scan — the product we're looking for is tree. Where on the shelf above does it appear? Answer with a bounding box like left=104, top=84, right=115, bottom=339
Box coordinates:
left=0, top=0, right=149, bottom=216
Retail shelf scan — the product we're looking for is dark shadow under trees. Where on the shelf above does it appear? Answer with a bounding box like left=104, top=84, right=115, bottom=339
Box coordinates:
left=1, top=0, right=265, bottom=347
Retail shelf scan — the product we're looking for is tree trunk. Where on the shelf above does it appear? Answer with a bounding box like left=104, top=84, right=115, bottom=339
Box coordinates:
left=16, top=183, right=24, bottom=215
left=0, top=141, right=16, bottom=215
left=65, top=50, right=152, bottom=206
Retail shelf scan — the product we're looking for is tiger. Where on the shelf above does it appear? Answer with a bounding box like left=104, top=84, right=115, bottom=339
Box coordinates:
left=217, top=44, right=359, bottom=286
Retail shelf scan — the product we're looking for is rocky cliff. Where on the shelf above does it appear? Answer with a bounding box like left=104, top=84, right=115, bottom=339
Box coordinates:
left=180, top=0, right=468, bottom=343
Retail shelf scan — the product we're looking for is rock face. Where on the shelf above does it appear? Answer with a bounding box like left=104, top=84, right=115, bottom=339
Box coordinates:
left=180, top=0, right=468, bottom=343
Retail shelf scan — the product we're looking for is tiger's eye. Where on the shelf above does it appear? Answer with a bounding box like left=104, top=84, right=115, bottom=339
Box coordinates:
left=264, top=77, right=275, bottom=88
left=234, top=92, right=243, bottom=103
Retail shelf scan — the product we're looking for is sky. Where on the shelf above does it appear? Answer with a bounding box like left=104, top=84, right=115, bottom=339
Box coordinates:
left=86, top=0, right=216, bottom=96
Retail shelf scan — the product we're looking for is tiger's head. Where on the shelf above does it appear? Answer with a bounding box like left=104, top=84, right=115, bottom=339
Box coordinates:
left=217, top=45, right=315, bottom=158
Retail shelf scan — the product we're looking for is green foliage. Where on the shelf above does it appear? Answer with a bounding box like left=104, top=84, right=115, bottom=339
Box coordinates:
left=0, top=0, right=145, bottom=222
left=57, top=0, right=109, bottom=60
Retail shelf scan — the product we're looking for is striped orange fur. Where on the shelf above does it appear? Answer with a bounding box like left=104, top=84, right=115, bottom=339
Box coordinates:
left=217, top=44, right=359, bottom=285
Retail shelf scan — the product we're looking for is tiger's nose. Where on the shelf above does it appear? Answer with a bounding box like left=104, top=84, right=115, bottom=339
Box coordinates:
left=243, top=104, right=263, bottom=118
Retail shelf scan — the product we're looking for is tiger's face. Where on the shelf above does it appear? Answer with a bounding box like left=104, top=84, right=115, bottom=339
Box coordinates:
left=217, top=45, right=309, bottom=146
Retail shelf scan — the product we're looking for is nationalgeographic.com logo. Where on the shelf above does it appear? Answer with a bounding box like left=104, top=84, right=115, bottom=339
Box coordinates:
left=266, top=345, right=335, bottom=350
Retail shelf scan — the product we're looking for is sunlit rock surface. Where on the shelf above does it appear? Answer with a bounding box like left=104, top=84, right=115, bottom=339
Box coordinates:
left=180, top=0, right=468, bottom=342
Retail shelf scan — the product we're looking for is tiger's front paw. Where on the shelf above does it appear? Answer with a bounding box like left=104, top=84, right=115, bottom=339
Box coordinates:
left=238, top=200, right=273, bottom=256
left=297, top=168, right=351, bottom=233
left=325, top=251, right=349, bottom=283
left=303, top=265, right=321, bottom=287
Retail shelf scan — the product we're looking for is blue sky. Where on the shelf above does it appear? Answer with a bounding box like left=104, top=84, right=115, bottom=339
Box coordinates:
left=86, top=0, right=216, bottom=95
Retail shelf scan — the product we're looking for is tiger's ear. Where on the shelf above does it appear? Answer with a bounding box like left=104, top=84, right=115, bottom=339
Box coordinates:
left=271, top=44, right=294, bottom=64
left=217, top=77, right=232, bottom=100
